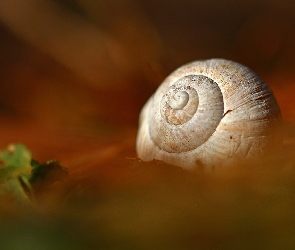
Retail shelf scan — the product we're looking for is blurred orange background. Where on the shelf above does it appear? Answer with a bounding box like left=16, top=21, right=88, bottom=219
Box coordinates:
left=0, top=1, right=295, bottom=248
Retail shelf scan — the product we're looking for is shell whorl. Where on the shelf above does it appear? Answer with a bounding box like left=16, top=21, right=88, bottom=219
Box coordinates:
left=136, top=59, right=282, bottom=170
left=153, top=75, right=224, bottom=153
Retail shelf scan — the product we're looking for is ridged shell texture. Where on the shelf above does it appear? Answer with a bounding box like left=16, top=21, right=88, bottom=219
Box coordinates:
left=136, top=59, right=282, bottom=170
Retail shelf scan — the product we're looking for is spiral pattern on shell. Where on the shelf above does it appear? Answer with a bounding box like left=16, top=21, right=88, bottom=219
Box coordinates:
left=136, top=59, right=282, bottom=170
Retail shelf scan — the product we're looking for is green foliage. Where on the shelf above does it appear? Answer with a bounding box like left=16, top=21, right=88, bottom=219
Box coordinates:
left=0, top=144, right=67, bottom=203
left=0, top=144, right=33, bottom=202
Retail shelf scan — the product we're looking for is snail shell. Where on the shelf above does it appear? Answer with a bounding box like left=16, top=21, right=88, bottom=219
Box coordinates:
left=136, top=59, right=282, bottom=171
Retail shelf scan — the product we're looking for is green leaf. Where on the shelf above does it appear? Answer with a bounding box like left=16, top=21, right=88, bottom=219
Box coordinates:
left=0, top=144, right=33, bottom=202
left=0, top=144, right=67, bottom=204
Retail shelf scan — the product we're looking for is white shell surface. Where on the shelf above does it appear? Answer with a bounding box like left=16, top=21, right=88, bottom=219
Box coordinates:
left=136, top=59, right=282, bottom=170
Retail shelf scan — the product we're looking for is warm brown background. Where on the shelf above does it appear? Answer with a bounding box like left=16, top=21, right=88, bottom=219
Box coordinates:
left=0, top=0, right=295, bottom=249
